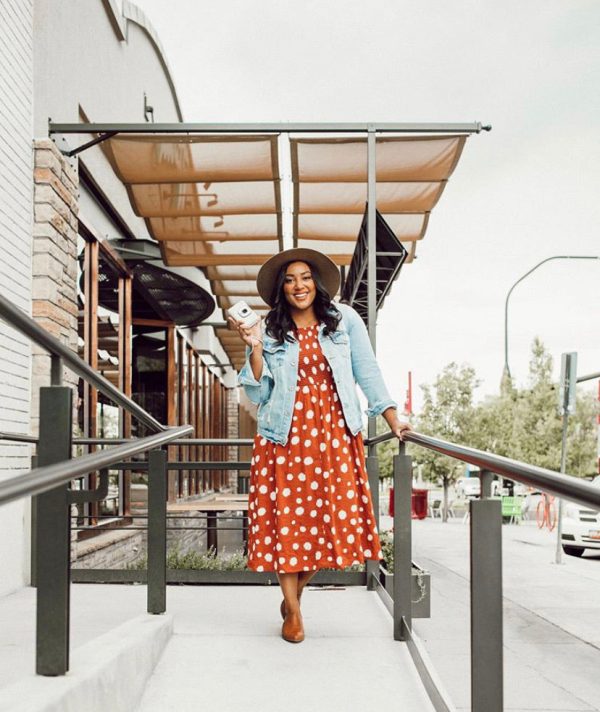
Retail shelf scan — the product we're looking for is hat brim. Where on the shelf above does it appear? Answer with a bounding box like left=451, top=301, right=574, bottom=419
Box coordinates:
left=256, top=248, right=341, bottom=307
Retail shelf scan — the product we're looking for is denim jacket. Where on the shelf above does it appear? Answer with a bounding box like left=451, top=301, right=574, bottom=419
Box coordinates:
left=237, top=302, right=397, bottom=445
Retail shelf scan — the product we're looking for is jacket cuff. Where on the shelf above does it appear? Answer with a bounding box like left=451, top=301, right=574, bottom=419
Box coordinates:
left=237, top=358, right=273, bottom=387
left=365, top=400, right=398, bottom=418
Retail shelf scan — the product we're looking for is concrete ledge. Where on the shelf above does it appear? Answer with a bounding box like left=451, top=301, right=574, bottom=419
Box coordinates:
left=0, top=613, right=173, bottom=712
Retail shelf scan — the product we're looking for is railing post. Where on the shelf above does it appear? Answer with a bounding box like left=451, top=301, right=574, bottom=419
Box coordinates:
left=366, top=453, right=379, bottom=590
left=35, top=386, right=72, bottom=675
left=393, top=444, right=412, bottom=640
left=470, top=494, right=503, bottom=711
left=479, top=468, right=494, bottom=499
left=147, top=448, right=167, bottom=614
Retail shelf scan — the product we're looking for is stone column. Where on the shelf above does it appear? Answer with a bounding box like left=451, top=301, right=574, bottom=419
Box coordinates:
left=226, top=386, right=239, bottom=490
left=31, top=139, right=79, bottom=436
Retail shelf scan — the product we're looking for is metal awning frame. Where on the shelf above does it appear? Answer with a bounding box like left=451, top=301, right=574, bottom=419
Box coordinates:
left=50, top=120, right=490, bottom=444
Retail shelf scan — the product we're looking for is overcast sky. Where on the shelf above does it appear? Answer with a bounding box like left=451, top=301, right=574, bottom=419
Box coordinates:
left=135, top=0, right=599, bottom=409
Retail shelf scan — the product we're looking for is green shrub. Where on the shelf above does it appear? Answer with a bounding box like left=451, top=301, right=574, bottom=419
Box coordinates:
left=129, top=545, right=366, bottom=572
left=379, top=530, right=394, bottom=573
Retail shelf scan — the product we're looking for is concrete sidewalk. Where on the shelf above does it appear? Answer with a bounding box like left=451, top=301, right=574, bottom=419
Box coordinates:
left=0, top=584, right=434, bottom=712
left=397, top=517, right=600, bottom=712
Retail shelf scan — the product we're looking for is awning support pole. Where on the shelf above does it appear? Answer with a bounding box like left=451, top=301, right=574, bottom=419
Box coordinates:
left=366, top=126, right=378, bottom=591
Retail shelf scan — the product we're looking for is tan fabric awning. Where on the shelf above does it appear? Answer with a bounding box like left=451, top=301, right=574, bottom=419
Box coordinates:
left=102, top=132, right=467, bottom=369
left=291, top=136, right=466, bottom=261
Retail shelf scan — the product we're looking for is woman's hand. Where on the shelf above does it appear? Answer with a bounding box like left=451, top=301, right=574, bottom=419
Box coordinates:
left=382, top=407, right=413, bottom=442
left=227, top=315, right=263, bottom=349
left=392, top=421, right=413, bottom=442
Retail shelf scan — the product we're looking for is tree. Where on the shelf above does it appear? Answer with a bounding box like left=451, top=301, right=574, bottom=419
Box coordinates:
left=472, top=338, right=598, bottom=475
left=412, top=363, right=481, bottom=521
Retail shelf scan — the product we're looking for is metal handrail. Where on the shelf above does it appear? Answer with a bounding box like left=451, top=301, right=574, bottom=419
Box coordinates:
left=369, top=430, right=600, bottom=510
left=0, top=292, right=164, bottom=433
left=0, top=433, right=255, bottom=446
left=0, top=425, right=192, bottom=507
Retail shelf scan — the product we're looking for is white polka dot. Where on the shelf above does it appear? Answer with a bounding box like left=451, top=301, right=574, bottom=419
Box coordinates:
left=306, top=410, right=314, bottom=419
left=364, top=549, right=372, bottom=557
left=290, top=556, right=298, bottom=566
left=282, top=488, right=291, bottom=497
left=340, top=463, right=348, bottom=473
left=295, top=401, right=303, bottom=410
left=304, top=439, right=312, bottom=447
left=316, top=551, right=322, bottom=560
left=303, top=456, right=313, bottom=466
left=336, top=555, right=343, bottom=565
left=310, top=481, right=319, bottom=490
left=257, top=507, right=266, bottom=516
left=311, top=427, right=319, bottom=437
left=265, top=553, right=273, bottom=562
left=310, top=526, right=318, bottom=535
left=259, top=484, right=268, bottom=494
left=295, top=506, right=304, bottom=515
left=332, top=438, right=339, bottom=448
left=281, top=526, right=289, bottom=535
left=291, top=435, right=300, bottom=445
left=303, top=542, right=312, bottom=550
left=338, top=510, right=347, bottom=520
left=347, top=534, right=355, bottom=544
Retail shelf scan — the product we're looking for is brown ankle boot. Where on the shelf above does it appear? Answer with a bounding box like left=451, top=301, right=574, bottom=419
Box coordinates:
left=282, top=610, right=304, bottom=643
left=280, top=591, right=303, bottom=620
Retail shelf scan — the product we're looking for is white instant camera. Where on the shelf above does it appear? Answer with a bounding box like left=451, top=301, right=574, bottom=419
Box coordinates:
left=227, top=300, right=260, bottom=328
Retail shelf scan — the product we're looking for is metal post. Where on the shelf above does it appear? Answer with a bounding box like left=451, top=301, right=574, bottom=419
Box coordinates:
left=365, top=126, right=379, bottom=588
left=366, top=454, right=379, bottom=590
left=555, top=411, right=569, bottom=564
left=30, top=454, right=38, bottom=587
left=147, top=449, right=167, bottom=614
left=470, top=497, right=503, bottom=712
left=36, top=386, right=72, bottom=675
left=50, top=355, right=62, bottom=386
left=393, top=446, right=412, bottom=641
left=479, top=469, right=494, bottom=499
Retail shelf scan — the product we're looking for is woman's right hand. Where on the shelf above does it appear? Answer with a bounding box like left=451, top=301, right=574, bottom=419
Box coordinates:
left=227, top=315, right=263, bottom=349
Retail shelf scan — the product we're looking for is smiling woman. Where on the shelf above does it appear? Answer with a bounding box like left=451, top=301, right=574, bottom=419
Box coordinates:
left=228, top=247, right=412, bottom=644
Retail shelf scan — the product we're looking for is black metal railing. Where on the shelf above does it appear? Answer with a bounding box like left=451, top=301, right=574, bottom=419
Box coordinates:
left=0, top=292, right=192, bottom=676
left=368, top=429, right=600, bottom=712
left=2, top=289, right=599, bottom=712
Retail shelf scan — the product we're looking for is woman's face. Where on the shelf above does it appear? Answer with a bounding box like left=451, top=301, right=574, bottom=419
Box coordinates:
left=282, top=261, right=316, bottom=311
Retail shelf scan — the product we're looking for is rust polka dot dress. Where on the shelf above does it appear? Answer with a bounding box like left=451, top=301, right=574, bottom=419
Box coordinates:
left=247, top=323, right=383, bottom=573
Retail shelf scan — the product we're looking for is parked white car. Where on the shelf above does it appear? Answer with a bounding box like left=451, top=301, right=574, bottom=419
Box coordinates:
left=561, top=476, right=600, bottom=557
left=455, top=476, right=502, bottom=499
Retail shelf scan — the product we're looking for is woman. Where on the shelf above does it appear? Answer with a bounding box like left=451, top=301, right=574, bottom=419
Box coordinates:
left=229, top=248, right=411, bottom=644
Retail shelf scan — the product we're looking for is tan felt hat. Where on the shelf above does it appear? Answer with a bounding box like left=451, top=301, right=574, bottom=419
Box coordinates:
left=257, top=248, right=340, bottom=307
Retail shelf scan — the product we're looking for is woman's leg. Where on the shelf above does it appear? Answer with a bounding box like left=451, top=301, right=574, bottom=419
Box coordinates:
left=297, top=570, right=318, bottom=599
left=277, top=572, right=300, bottom=613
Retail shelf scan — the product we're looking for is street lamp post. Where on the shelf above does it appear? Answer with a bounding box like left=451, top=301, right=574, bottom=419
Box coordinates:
left=503, top=255, right=600, bottom=381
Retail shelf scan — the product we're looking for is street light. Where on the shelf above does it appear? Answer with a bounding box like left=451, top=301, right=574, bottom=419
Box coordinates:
left=503, top=255, right=600, bottom=381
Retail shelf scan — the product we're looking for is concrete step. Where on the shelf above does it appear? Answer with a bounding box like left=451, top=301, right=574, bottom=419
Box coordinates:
left=0, top=613, right=172, bottom=712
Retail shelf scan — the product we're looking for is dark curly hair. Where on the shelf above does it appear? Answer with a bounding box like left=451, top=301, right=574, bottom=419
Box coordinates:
left=264, top=260, right=341, bottom=344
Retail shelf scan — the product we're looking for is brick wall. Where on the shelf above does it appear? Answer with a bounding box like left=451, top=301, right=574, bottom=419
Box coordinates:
left=31, top=139, right=79, bottom=435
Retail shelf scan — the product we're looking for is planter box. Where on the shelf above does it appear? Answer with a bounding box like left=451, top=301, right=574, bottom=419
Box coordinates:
left=379, top=563, right=431, bottom=618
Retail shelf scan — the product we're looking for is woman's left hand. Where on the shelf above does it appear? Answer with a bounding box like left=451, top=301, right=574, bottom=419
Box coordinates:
left=392, top=421, right=413, bottom=442
left=382, top=408, right=413, bottom=442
